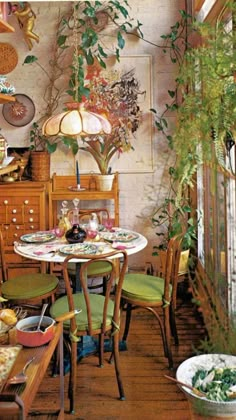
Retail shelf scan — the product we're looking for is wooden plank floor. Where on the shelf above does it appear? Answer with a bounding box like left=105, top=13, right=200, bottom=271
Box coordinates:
left=28, top=292, right=206, bottom=420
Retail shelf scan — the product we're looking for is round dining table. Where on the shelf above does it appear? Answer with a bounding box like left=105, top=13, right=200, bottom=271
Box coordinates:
left=14, top=227, right=148, bottom=362
left=14, top=227, right=147, bottom=291
left=14, top=227, right=148, bottom=265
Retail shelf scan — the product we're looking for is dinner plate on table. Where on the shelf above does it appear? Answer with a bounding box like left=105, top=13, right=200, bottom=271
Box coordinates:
left=59, top=243, right=98, bottom=255
left=80, top=223, right=105, bottom=232
left=20, top=232, right=56, bottom=243
left=100, top=230, right=139, bottom=243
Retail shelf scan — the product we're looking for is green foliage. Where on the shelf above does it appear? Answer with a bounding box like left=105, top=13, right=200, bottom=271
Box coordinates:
left=23, top=55, right=38, bottom=64
left=23, top=1, right=143, bottom=155
left=152, top=196, right=197, bottom=253
left=152, top=170, right=198, bottom=254
left=152, top=3, right=236, bottom=198
left=29, top=122, right=50, bottom=152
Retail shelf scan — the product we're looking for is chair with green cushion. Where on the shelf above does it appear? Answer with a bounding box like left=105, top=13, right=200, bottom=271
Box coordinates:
left=121, top=234, right=183, bottom=369
left=49, top=249, right=128, bottom=414
left=0, top=230, right=59, bottom=307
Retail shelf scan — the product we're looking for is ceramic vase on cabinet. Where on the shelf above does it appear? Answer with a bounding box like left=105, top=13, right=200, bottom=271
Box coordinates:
left=97, top=174, right=114, bottom=191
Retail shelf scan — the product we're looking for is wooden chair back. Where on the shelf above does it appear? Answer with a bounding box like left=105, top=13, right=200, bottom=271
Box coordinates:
left=163, top=234, right=183, bottom=308
left=62, top=250, right=128, bottom=337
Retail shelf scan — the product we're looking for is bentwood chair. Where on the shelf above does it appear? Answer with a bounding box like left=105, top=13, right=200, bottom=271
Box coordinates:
left=0, top=230, right=59, bottom=307
left=121, top=234, right=183, bottom=369
left=50, top=250, right=128, bottom=414
left=67, top=208, right=113, bottom=294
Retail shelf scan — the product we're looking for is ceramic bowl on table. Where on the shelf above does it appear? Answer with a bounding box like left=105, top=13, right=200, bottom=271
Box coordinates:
left=16, top=316, right=55, bottom=347
left=176, top=354, right=236, bottom=418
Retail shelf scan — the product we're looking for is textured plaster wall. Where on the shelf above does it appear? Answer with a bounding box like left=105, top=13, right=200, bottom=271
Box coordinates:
left=0, top=0, right=185, bottom=272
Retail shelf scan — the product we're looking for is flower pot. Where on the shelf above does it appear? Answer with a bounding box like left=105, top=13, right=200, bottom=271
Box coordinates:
left=31, top=151, right=50, bottom=181
left=97, top=174, right=114, bottom=191
left=159, top=248, right=190, bottom=276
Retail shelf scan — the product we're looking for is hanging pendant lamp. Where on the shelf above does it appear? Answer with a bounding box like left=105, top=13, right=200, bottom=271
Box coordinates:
left=42, top=4, right=112, bottom=139
left=42, top=102, right=112, bottom=137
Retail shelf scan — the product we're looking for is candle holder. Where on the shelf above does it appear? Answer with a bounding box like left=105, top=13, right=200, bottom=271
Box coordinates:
left=68, top=185, right=86, bottom=191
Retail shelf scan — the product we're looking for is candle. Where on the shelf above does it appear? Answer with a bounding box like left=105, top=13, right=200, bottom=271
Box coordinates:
left=76, top=160, right=80, bottom=186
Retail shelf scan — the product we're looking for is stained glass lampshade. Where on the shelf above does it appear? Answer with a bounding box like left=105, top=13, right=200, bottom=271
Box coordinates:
left=42, top=102, right=112, bottom=137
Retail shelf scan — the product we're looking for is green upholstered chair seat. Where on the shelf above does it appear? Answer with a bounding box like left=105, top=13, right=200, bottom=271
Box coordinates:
left=121, top=273, right=172, bottom=303
left=2, top=274, right=59, bottom=299
left=68, top=261, right=112, bottom=277
left=50, top=293, right=115, bottom=331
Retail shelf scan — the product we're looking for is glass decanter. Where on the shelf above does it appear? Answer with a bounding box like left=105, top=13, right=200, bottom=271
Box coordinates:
left=71, top=198, right=80, bottom=225
left=58, top=200, right=71, bottom=234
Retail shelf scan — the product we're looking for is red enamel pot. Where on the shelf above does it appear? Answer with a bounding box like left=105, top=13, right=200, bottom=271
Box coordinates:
left=16, top=316, right=55, bottom=347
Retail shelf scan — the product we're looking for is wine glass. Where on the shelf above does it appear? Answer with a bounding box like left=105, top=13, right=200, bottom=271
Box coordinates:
left=86, top=213, right=99, bottom=240
left=54, top=225, right=65, bottom=238
left=102, top=216, right=114, bottom=231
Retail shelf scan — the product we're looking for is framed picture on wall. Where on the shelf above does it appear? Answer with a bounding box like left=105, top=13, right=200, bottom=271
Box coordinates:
left=78, top=55, right=153, bottom=174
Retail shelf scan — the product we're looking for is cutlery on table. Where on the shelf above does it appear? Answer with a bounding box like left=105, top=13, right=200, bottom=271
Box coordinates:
left=7, top=356, right=36, bottom=385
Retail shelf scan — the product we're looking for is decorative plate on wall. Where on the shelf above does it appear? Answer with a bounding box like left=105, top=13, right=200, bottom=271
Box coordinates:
left=0, top=43, right=18, bottom=74
left=2, top=94, right=35, bottom=127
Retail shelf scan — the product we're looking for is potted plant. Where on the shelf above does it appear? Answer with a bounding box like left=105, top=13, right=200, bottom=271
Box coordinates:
left=29, top=122, right=51, bottom=182
left=22, top=1, right=144, bottom=182
left=152, top=168, right=197, bottom=275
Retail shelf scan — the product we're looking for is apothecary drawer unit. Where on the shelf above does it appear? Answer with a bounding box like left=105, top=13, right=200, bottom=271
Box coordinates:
left=0, top=182, right=48, bottom=278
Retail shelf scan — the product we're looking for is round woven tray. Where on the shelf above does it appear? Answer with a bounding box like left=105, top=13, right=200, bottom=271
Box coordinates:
left=0, top=43, right=18, bottom=74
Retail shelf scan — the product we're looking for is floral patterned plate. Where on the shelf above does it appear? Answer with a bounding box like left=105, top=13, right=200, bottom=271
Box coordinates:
left=20, top=232, right=56, bottom=243
left=59, top=243, right=98, bottom=255
left=100, top=230, right=139, bottom=243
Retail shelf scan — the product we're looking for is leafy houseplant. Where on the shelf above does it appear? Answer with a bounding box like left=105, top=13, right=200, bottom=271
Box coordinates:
left=152, top=179, right=197, bottom=252
left=152, top=168, right=197, bottom=275
left=23, top=1, right=144, bottom=164
left=29, top=122, right=51, bottom=182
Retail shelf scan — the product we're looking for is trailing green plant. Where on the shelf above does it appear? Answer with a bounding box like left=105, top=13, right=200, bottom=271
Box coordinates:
left=150, top=9, right=193, bottom=148
left=152, top=167, right=198, bottom=254
left=151, top=2, right=236, bottom=201
left=29, top=122, right=52, bottom=152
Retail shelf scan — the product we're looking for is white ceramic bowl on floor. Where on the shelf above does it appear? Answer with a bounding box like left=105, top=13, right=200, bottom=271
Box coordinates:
left=176, top=354, right=236, bottom=418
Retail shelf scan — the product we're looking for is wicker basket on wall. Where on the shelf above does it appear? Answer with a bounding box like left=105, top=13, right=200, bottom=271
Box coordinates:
left=30, top=151, right=50, bottom=181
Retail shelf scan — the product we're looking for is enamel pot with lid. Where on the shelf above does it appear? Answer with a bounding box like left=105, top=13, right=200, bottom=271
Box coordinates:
left=16, top=316, right=55, bottom=347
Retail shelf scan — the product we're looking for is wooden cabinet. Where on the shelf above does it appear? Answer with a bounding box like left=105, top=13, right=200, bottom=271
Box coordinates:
left=0, top=181, right=49, bottom=278
left=49, top=172, right=120, bottom=228
left=0, top=175, right=119, bottom=278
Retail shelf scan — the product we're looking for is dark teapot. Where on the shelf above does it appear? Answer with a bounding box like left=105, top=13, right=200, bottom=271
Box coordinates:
left=65, top=224, right=86, bottom=244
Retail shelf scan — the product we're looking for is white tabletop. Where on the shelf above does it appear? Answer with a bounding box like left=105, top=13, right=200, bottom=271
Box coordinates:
left=14, top=228, right=148, bottom=263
